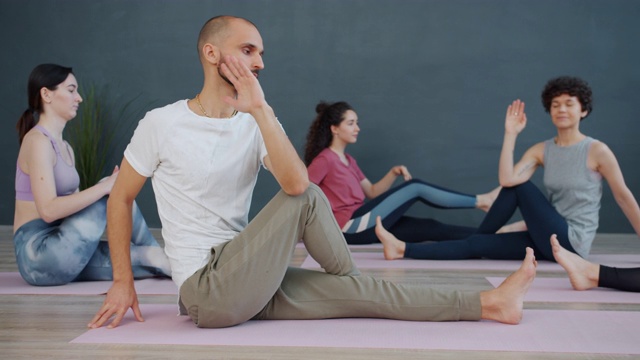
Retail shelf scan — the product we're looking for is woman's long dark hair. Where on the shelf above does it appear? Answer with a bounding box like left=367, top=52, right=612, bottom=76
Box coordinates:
left=16, top=64, right=73, bottom=144
left=303, top=101, right=353, bottom=166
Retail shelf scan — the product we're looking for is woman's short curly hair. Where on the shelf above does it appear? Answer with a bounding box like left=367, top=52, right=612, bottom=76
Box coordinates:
left=541, top=76, right=593, bottom=120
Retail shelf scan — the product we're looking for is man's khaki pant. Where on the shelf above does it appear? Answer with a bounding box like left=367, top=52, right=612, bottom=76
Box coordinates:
left=179, top=184, right=481, bottom=328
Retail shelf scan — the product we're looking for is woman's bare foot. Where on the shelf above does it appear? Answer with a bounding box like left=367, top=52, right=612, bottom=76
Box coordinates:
left=476, top=186, right=501, bottom=212
left=496, top=220, right=528, bottom=234
left=550, top=234, right=599, bottom=290
left=375, top=216, right=406, bottom=260
left=480, top=247, right=537, bottom=324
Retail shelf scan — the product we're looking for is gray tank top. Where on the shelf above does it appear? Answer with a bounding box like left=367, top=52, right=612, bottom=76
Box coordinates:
left=543, top=137, right=602, bottom=257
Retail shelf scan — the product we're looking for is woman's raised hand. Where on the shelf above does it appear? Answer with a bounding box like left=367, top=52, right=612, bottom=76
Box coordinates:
left=392, top=165, right=412, bottom=181
left=505, top=99, right=527, bottom=135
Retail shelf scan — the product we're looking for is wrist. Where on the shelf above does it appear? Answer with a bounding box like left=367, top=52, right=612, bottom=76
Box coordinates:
left=112, top=274, right=134, bottom=286
left=249, top=102, right=273, bottom=121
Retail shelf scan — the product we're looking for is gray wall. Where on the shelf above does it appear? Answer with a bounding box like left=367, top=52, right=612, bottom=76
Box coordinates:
left=2, top=0, right=639, bottom=233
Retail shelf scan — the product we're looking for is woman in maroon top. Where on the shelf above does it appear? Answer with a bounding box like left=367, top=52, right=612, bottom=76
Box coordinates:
left=304, top=101, right=499, bottom=245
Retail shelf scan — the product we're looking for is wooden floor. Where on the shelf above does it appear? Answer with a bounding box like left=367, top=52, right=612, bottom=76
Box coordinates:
left=1, top=225, right=639, bottom=359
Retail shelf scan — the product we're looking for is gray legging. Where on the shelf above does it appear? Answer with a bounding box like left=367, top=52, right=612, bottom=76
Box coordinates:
left=343, top=179, right=477, bottom=245
left=178, top=184, right=481, bottom=328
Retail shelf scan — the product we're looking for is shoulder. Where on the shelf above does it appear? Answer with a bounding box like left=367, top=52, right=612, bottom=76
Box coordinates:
left=587, top=138, right=607, bottom=152
left=21, top=129, right=53, bottom=154
left=522, top=140, right=546, bottom=157
left=315, top=148, right=334, bottom=160
left=529, top=141, right=547, bottom=155
left=18, top=129, right=55, bottom=171
left=140, top=100, right=188, bottom=125
left=134, top=100, right=190, bottom=138
left=345, top=152, right=358, bottom=164
left=235, top=112, right=263, bottom=132
left=309, top=149, right=332, bottom=166
left=588, top=139, right=616, bottom=162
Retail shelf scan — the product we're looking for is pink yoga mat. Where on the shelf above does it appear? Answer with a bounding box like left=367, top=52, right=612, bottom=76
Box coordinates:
left=0, top=272, right=177, bottom=295
left=301, top=253, right=640, bottom=272
left=71, top=304, right=640, bottom=354
left=487, top=276, right=640, bottom=303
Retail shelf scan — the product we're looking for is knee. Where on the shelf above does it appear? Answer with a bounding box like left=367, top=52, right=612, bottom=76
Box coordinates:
left=184, top=302, right=248, bottom=328
left=396, top=178, right=422, bottom=190
left=305, top=183, right=324, bottom=198
left=288, top=182, right=327, bottom=203
left=78, top=198, right=108, bottom=222
left=508, top=180, right=533, bottom=191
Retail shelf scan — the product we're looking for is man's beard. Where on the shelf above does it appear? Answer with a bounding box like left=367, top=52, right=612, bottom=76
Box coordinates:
left=217, top=57, right=260, bottom=87
left=218, top=62, right=234, bottom=86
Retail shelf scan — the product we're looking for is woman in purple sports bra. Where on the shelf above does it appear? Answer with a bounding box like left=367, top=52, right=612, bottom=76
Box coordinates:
left=13, top=64, right=171, bottom=286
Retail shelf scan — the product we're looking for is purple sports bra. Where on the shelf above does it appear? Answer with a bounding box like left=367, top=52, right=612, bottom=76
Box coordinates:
left=15, top=125, right=80, bottom=201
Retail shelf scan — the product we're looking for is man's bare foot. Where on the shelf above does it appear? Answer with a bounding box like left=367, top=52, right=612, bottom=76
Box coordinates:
left=375, top=216, right=405, bottom=260
left=480, top=247, right=537, bottom=324
left=550, top=234, right=599, bottom=290
left=476, top=186, right=501, bottom=212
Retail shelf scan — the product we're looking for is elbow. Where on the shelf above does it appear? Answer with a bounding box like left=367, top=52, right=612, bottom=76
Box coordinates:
left=498, top=179, right=512, bottom=188
left=283, top=177, right=310, bottom=196
left=498, top=174, right=520, bottom=188
left=39, top=208, right=60, bottom=224
left=499, top=178, right=527, bottom=188
left=106, top=192, right=133, bottom=213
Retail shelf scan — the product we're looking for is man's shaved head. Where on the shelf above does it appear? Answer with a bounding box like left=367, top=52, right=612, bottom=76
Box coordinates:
left=197, top=15, right=257, bottom=59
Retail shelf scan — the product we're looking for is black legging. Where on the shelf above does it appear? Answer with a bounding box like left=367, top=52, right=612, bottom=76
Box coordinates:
left=404, top=181, right=576, bottom=261
left=600, top=266, right=640, bottom=292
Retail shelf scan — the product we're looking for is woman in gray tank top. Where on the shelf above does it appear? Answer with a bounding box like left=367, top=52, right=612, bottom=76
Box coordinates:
left=376, top=76, right=640, bottom=292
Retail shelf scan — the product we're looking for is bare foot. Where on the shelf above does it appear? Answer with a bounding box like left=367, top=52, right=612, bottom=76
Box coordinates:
left=550, top=234, right=599, bottom=290
left=374, top=216, right=406, bottom=260
left=476, top=186, right=501, bottom=212
left=480, top=247, right=537, bottom=324
left=496, top=220, right=527, bottom=234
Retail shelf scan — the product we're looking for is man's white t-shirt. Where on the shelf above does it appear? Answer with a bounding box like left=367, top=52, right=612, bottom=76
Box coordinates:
left=124, top=100, right=268, bottom=288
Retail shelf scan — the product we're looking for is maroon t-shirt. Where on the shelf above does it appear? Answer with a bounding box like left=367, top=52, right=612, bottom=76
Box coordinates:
left=308, top=148, right=366, bottom=228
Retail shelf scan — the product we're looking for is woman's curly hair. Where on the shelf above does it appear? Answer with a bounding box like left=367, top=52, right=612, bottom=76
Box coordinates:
left=541, top=76, right=593, bottom=120
left=304, top=101, right=354, bottom=166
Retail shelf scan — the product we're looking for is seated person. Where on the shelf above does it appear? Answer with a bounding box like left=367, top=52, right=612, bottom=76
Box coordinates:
left=13, top=63, right=171, bottom=286
left=304, top=100, right=499, bottom=245
left=376, top=77, right=640, bottom=265
left=89, top=16, right=537, bottom=330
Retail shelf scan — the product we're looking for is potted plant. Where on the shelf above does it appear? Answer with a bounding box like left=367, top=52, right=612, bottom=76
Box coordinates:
left=66, top=83, right=144, bottom=190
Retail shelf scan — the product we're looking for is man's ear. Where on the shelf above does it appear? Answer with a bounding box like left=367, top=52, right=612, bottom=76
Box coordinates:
left=202, top=43, right=220, bottom=66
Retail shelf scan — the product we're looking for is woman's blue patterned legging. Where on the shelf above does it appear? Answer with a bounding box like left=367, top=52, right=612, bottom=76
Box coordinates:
left=13, top=197, right=171, bottom=286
